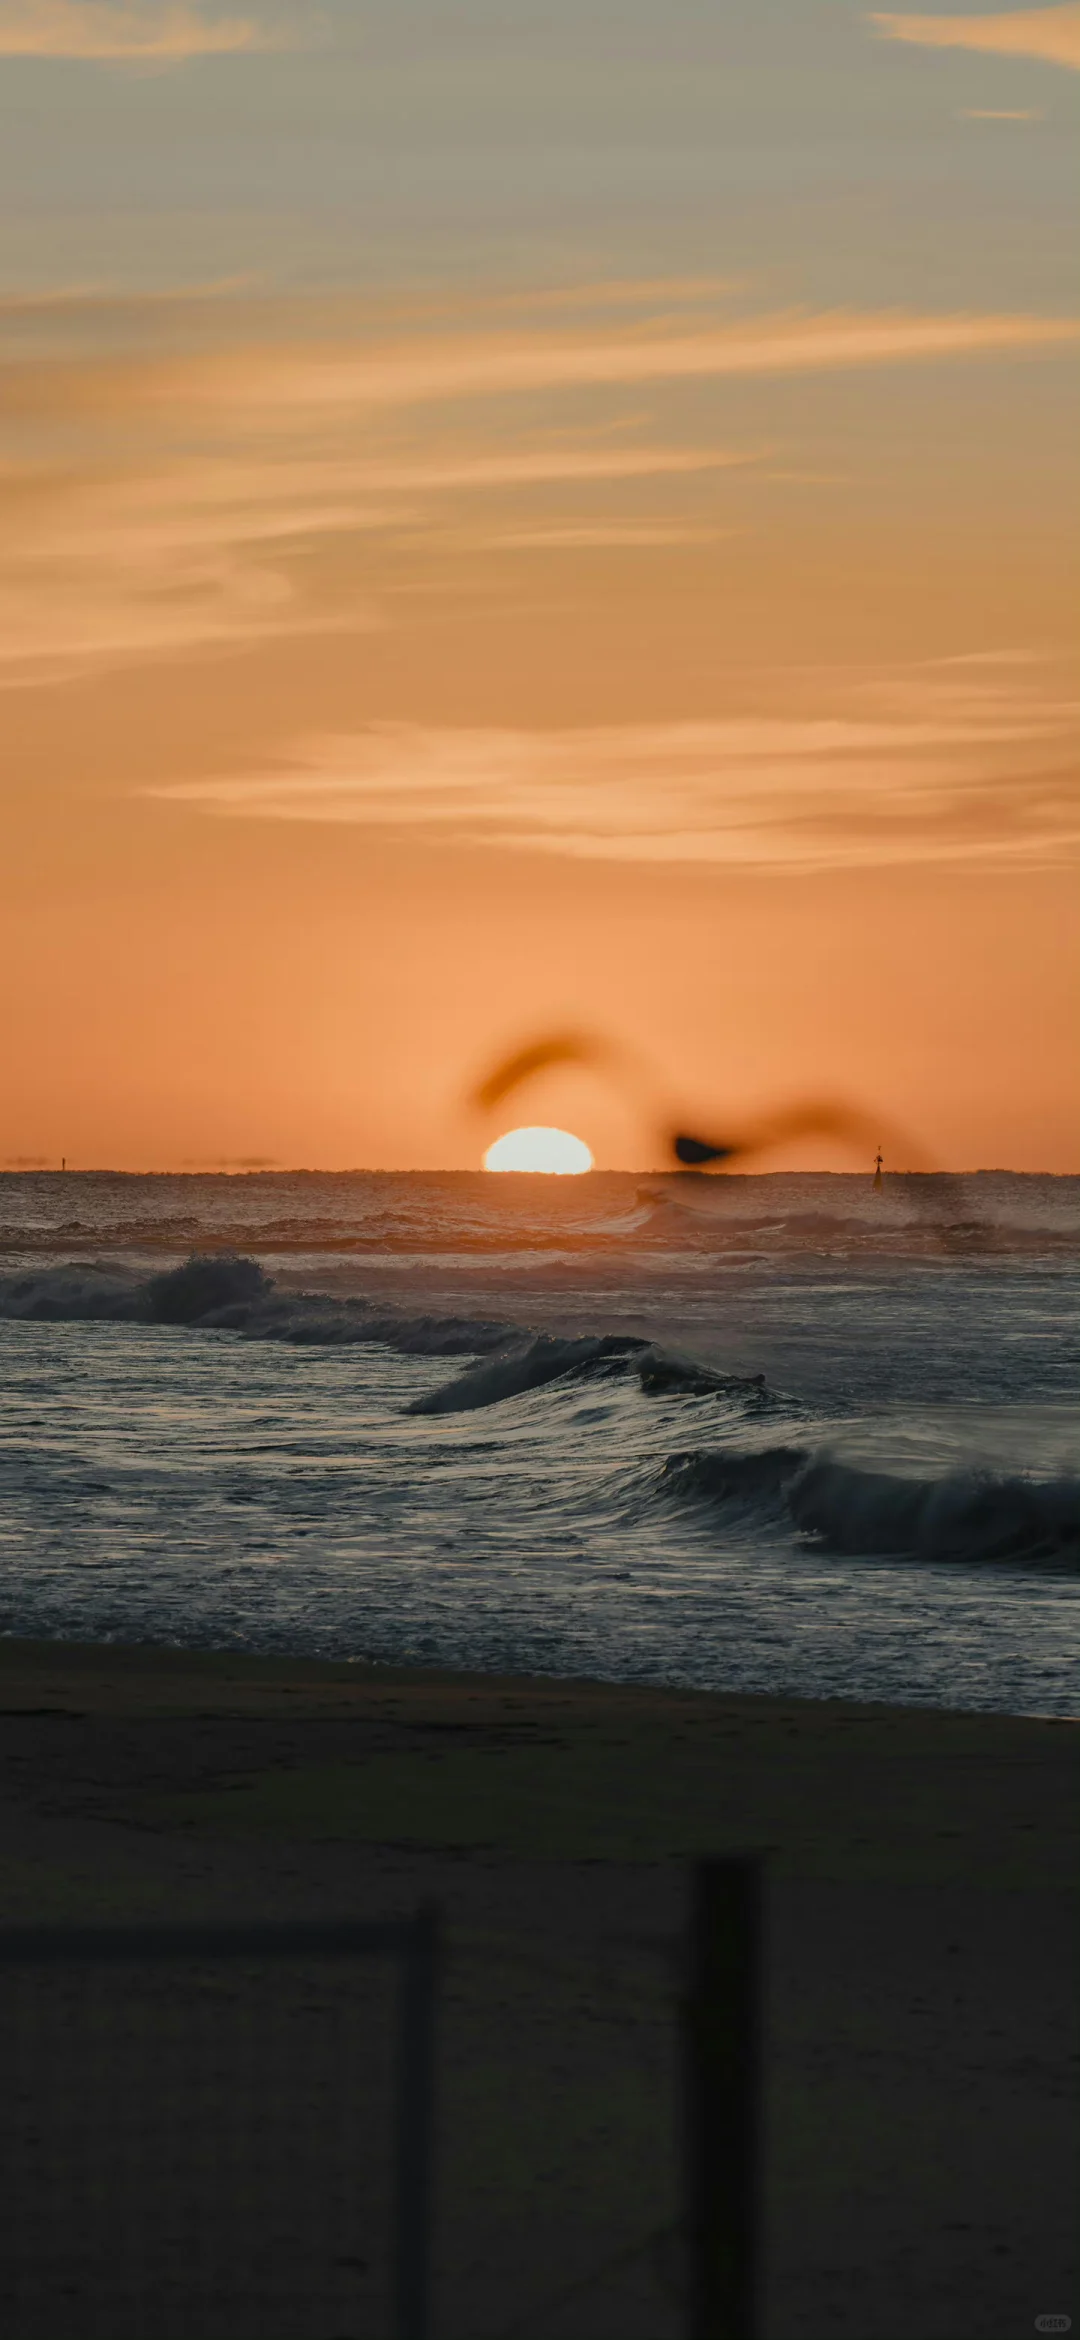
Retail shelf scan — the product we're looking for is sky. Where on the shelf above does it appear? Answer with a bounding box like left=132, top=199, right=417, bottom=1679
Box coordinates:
left=0, top=0, right=1077, bottom=1172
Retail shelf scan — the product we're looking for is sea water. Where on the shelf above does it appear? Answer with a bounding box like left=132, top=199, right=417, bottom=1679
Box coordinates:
left=0, top=1169, right=1076, bottom=1715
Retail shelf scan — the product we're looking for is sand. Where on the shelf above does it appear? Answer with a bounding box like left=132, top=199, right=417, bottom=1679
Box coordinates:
left=0, top=1635, right=1075, bottom=2340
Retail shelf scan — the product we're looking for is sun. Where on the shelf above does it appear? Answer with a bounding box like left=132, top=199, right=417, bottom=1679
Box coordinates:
left=483, top=1126, right=594, bottom=1174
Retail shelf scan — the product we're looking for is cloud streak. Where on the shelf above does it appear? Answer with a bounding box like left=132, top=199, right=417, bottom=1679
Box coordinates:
left=0, top=439, right=757, bottom=679
left=116, top=307, right=1080, bottom=425
left=869, top=6, right=1080, bottom=71
left=2, top=281, right=1076, bottom=682
left=6, top=304, right=1077, bottom=433
left=486, top=521, right=730, bottom=548
left=0, top=0, right=303, bottom=58
left=150, top=687, right=1080, bottom=874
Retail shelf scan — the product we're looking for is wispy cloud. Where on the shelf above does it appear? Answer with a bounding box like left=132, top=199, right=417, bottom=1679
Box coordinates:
left=2, top=281, right=1077, bottom=682
left=869, top=6, right=1080, bottom=71
left=115, top=307, right=1080, bottom=424
left=0, top=0, right=305, bottom=59
left=0, top=439, right=757, bottom=680
left=482, top=521, right=732, bottom=549
left=430, top=276, right=747, bottom=318
left=6, top=304, right=1077, bottom=433
left=149, top=679, right=1080, bottom=874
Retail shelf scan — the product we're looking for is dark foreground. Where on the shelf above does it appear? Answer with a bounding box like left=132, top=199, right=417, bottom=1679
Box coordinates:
left=0, top=1636, right=1075, bottom=2339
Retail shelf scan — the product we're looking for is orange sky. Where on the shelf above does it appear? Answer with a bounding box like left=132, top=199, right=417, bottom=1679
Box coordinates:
left=1, top=1, right=1077, bottom=1171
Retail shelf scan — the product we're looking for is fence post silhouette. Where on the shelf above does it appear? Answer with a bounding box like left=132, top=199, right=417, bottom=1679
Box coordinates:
left=394, top=1900, right=440, bottom=2340
left=683, top=1856, right=764, bottom=2340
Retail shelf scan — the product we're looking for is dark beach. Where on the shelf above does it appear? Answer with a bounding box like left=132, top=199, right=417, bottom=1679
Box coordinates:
left=0, top=1635, right=1074, bottom=2339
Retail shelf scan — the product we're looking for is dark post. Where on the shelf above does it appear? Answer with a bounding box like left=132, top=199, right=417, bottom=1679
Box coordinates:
left=682, top=1856, right=764, bottom=2340
left=394, top=1900, right=440, bottom=2340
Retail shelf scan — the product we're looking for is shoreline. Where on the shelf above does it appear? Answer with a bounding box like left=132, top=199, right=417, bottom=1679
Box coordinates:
left=3, top=1624, right=1077, bottom=1718
left=0, top=1626, right=1075, bottom=1728
left=0, top=1629, right=1074, bottom=1887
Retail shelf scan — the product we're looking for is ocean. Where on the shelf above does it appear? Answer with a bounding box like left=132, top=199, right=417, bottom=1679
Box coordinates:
left=0, top=1169, right=1077, bottom=1717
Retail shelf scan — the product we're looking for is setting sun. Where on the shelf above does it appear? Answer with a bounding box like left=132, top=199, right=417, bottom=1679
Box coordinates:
left=483, top=1126, right=594, bottom=1174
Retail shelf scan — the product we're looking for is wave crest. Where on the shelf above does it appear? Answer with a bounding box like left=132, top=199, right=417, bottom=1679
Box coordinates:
left=0, top=1258, right=782, bottom=1416
left=659, top=1443, right=1080, bottom=1568
left=146, top=1254, right=271, bottom=1324
left=0, top=1255, right=513, bottom=1357
left=408, top=1335, right=785, bottom=1416
left=0, top=1262, right=145, bottom=1320
left=790, top=1457, right=1080, bottom=1566
left=406, top=1331, right=650, bottom=1415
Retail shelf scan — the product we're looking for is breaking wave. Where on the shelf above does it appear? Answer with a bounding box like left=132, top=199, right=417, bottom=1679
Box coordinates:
left=407, top=1333, right=780, bottom=1415
left=659, top=1444, right=1080, bottom=1569
left=0, top=1262, right=149, bottom=1322
left=0, top=1256, right=514, bottom=1357
left=2, top=1255, right=1074, bottom=1572
left=406, top=1331, right=649, bottom=1414
left=0, top=1256, right=781, bottom=1416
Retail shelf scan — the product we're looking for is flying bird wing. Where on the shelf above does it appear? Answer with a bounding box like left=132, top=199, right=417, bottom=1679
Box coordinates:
left=469, top=1031, right=621, bottom=1114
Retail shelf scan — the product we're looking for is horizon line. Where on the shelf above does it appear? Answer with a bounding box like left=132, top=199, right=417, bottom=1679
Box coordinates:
left=0, top=1164, right=1074, bottom=1180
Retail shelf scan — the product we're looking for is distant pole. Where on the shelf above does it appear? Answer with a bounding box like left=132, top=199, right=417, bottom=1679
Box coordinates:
left=394, top=1900, right=440, bottom=2340
left=683, top=1857, right=763, bottom=2340
left=873, top=1147, right=883, bottom=1192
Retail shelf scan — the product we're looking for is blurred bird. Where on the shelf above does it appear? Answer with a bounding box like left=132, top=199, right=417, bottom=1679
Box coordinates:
left=470, top=1030, right=620, bottom=1115
left=469, top=1030, right=916, bottom=1173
